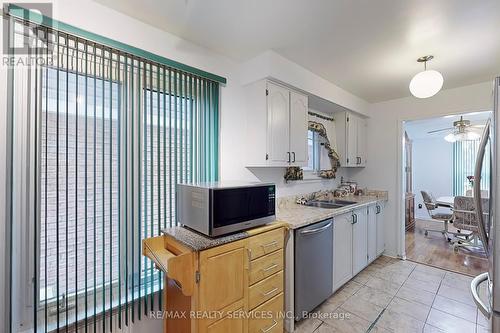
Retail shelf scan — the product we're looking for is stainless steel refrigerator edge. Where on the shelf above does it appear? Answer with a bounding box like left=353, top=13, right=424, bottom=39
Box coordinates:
left=471, top=77, right=500, bottom=331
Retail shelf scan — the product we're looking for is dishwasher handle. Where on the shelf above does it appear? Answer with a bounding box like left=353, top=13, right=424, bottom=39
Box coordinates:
left=299, top=221, right=332, bottom=235
left=471, top=272, right=490, bottom=319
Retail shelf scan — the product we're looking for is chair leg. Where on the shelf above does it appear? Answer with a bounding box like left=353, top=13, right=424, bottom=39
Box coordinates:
left=451, top=234, right=483, bottom=252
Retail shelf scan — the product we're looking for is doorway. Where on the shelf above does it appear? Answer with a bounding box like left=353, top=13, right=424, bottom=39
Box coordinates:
left=401, top=111, right=490, bottom=276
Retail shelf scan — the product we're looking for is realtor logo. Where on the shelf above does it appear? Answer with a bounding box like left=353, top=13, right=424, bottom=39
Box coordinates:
left=3, top=3, right=53, bottom=56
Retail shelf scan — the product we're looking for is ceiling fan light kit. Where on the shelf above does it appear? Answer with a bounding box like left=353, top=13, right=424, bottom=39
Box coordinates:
left=409, top=55, right=444, bottom=98
left=433, top=116, right=482, bottom=142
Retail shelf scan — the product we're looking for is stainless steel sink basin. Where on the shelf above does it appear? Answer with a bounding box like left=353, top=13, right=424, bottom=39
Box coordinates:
left=304, top=199, right=357, bottom=209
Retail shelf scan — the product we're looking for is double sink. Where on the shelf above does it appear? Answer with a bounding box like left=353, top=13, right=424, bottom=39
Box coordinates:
left=304, top=199, right=357, bottom=209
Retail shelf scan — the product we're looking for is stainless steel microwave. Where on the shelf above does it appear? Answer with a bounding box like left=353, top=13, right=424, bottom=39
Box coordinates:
left=177, top=182, right=276, bottom=237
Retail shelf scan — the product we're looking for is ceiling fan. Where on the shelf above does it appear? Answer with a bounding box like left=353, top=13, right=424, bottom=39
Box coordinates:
left=427, top=116, right=485, bottom=142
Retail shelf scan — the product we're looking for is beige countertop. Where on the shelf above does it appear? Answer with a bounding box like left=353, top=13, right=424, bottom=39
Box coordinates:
left=277, top=192, right=388, bottom=229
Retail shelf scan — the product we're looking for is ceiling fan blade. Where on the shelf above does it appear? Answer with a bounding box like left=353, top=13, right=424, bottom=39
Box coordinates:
left=427, top=127, right=454, bottom=134
left=471, top=124, right=486, bottom=128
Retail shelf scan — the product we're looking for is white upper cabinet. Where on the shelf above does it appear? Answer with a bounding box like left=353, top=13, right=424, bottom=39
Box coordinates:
left=289, top=91, right=308, bottom=166
left=267, top=83, right=290, bottom=164
left=245, top=80, right=308, bottom=167
left=336, top=111, right=367, bottom=167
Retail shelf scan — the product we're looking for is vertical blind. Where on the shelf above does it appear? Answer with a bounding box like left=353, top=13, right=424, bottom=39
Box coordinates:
left=8, top=17, right=220, bottom=332
left=452, top=140, right=490, bottom=196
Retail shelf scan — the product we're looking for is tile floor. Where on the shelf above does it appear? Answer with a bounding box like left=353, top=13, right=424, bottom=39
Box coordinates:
left=294, top=256, right=490, bottom=333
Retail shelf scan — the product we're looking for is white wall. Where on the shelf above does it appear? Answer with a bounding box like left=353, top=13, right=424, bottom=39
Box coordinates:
left=411, top=137, right=453, bottom=219
left=351, top=81, right=493, bottom=257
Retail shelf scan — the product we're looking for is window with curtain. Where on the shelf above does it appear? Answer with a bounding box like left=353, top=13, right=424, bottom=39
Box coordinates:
left=452, top=140, right=490, bottom=196
left=8, top=17, right=220, bottom=333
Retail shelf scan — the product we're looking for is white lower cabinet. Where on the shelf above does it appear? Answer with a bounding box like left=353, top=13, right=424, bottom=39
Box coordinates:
left=367, top=204, right=377, bottom=263
left=376, top=202, right=385, bottom=256
left=333, top=212, right=353, bottom=291
left=333, top=203, right=385, bottom=292
left=352, top=207, right=368, bottom=275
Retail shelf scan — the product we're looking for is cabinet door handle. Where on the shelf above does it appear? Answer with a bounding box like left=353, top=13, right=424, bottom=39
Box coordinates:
left=292, top=152, right=296, bottom=163
left=352, top=214, right=357, bottom=224
left=287, top=152, right=291, bottom=163
left=261, top=287, right=279, bottom=296
left=261, top=320, right=278, bottom=333
left=262, top=263, right=278, bottom=272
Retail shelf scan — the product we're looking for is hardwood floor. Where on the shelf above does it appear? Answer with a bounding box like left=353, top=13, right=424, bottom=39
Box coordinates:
left=405, top=219, right=488, bottom=276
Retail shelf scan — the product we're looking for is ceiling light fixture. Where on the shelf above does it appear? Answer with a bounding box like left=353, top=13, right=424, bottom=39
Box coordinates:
left=409, top=55, right=444, bottom=98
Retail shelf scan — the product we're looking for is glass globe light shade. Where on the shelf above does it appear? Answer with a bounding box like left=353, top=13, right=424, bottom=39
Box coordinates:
left=409, top=70, right=444, bottom=98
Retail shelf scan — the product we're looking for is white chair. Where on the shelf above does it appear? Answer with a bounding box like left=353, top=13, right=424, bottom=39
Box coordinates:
left=451, top=196, right=489, bottom=251
left=421, top=190, right=454, bottom=241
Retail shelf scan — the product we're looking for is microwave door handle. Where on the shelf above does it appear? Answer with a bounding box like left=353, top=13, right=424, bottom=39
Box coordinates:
left=473, top=119, right=491, bottom=256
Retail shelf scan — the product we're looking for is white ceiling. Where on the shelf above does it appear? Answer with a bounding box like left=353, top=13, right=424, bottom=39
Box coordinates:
left=405, top=111, right=492, bottom=140
left=94, top=0, right=500, bottom=102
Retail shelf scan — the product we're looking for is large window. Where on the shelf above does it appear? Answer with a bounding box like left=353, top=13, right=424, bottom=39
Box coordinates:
left=8, top=20, right=220, bottom=332
left=452, top=140, right=490, bottom=196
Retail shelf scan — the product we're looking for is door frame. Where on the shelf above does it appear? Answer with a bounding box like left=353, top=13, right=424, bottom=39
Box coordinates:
left=395, top=110, right=490, bottom=258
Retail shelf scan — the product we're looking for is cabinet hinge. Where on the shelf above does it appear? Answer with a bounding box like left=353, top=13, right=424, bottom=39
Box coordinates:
left=265, top=153, right=269, bottom=160
left=195, top=271, right=200, bottom=283
left=266, top=89, right=269, bottom=96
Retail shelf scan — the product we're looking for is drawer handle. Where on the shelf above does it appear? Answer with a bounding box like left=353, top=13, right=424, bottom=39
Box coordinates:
left=262, top=287, right=278, bottom=296
left=262, top=263, right=278, bottom=272
left=261, top=240, right=278, bottom=249
left=261, top=320, right=278, bottom=333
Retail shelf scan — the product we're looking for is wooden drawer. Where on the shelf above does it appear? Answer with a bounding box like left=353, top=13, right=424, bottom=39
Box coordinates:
left=249, top=270, right=283, bottom=310
left=248, top=228, right=284, bottom=260
left=249, top=249, right=283, bottom=285
left=248, top=293, right=284, bottom=333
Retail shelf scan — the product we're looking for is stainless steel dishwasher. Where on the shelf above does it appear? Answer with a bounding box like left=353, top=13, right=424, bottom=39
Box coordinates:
left=294, top=218, right=333, bottom=320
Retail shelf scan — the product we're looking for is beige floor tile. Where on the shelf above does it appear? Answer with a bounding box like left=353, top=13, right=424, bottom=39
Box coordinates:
left=396, top=285, right=436, bottom=306
left=403, top=275, right=440, bottom=293
left=365, top=275, right=402, bottom=295
left=352, top=270, right=373, bottom=285
left=431, top=295, right=477, bottom=323
left=340, top=293, right=384, bottom=322
left=382, top=262, right=415, bottom=277
left=387, top=296, right=431, bottom=322
left=477, top=309, right=489, bottom=328
left=372, top=269, right=409, bottom=285
left=476, top=323, right=491, bottom=333
left=338, top=280, right=363, bottom=296
left=320, top=309, right=371, bottom=333
left=354, top=286, right=394, bottom=308
left=426, top=308, right=476, bottom=333
left=370, top=325, right=393, bottom=333
left=314, top=290, right=350, bottom=314
left=423, top=324, right=447, bottom=332
left=293, top=317, right=322, bottom=333
left=414, top=263, right=447, bottom=278
left=437, top=284, right=475, bottom=306
left=442, top=271, right=473, bottom=290
left=409, top=269, right=444, bottom=285
left=376, top=308, right=425, bottom=333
